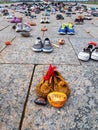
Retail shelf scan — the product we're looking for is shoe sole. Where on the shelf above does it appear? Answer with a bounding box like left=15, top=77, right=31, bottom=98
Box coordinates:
left=58, top=32, right=66, bottom=35
left=32, top=47, right=43, bottom=52
left=43, top=48, right=53, bottom=53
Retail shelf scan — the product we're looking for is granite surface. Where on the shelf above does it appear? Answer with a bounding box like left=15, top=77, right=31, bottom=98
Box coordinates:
left=0, top=3, right=98, bottom=130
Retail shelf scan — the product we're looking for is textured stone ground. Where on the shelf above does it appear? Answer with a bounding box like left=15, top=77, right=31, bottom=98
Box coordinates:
left=0, top=4, right=98, bottom=130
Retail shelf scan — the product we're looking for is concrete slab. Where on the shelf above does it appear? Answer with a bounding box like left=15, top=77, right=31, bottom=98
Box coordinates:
left=0, top=36, right=79, bottom=65
left=0, top=64, right=34, bottom=130
left=22, top=65, right=98, bottom=130
left=0, top=25, right=16, bottom=52
left=0, top=19, right=10, bottom=31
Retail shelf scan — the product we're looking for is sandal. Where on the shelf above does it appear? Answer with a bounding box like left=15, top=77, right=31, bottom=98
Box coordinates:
left=78, top=42, right=96, bottom=61
left=91, top=46, right=98, bottom=61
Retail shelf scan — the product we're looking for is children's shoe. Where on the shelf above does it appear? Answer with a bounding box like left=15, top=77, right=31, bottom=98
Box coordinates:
left=40, top=17, right=45, bottom=23
left=45, top=17, right=50, bottom=23
left=78, top=42, right=97, bottom=61
left=67, top=23, right=75, bottom=35
left=16, top=23, right=23, bottom=32
left=58, top=23, right=67, bottom=35
left=23, top=23, right=31, bottom=32
left=32, top=37, right=43, bottom=52
left=10, top=17, right=22, bottom=23
left=91, top=47, right=98, bottom=61
left=43, top=38, right=53, bottom=53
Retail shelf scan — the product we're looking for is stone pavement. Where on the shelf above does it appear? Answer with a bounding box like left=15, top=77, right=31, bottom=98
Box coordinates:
left=0, top=5, right=98, bottom=130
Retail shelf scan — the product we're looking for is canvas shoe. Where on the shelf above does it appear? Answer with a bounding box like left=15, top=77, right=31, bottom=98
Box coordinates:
left=32, top=37, right=43, bottom=52
left=23, top=23, right=31, bottom=32
left=16, top=23, right=23, bottom=32
left=43, top=38, right=53, bottom=53
left=91, top=47, right=98, bottom=61
left=78, top=42, right=97, bottom=61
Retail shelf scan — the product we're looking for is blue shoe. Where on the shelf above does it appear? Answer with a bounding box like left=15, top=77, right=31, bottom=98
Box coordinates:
left=58, top=26, right=67, bottom=35
left=67, top=28, right=75, bottom=35
left=67, top=23, right=75, bottom=35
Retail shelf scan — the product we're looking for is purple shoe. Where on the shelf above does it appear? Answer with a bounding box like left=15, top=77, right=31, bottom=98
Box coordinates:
left=10, top=17, right=22, bottom=23
left=10, top=17, right=17, bottom=23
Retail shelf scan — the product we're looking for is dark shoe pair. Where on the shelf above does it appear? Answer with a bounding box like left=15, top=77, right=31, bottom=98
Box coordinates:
left=32, top=37, right=53, bottom=53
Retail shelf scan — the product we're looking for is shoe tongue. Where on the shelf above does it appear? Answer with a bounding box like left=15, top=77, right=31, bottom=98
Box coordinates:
left=35, top=39, right=41, bottom=44
left=45, top=40, right=49, bottom=45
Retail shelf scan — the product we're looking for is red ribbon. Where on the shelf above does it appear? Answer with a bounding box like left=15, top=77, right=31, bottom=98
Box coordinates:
left=44, top=64, right=56, bottom=80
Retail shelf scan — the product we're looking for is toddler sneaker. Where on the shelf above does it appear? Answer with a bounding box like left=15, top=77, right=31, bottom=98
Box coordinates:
left=45, top=17, right=50, bottom=23
left=40, top=17, right=45, bottom=23
left=16, top=23, right=23, bottom=32
left=23, top=23, right=31, bottom=32
left=32, top=37, right=43, bottom=52
left=91, top=47, right=98, bottom=61
left=78, top=42, right=97, bottom=61
left=67, top=23, right=75, bottom=35
left=58, top=23, right=67, bottom=35
left=43, top=38, right=53, bottom=53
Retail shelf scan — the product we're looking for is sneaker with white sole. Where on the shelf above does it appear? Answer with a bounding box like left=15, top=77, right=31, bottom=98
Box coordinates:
left=91, top=47, right=98, bottom=61
left=78, top=42, right=97, bottom=61
left=40, top=17, right=45, bottom=23
left=16, top=23, right=23, bottom=32
left=43, top=38, right=53, bottom=53
left=45, top=17, right=50, bottom=23
left=23, top=23, right=31, bottom=32
left=32, top=37, right=43, bottom=52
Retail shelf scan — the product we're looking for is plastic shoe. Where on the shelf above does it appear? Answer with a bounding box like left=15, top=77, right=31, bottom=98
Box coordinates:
left=32, top=37, right=43, bottom=52
left=23, top=23, right=31, bottom=32
left=91, top=47, right=98, bottom=61
left=43, top=38, right=53, bottom=53
left=16, top=23, right=23, bottom=32
left=78, top=42, right=97, bottom=61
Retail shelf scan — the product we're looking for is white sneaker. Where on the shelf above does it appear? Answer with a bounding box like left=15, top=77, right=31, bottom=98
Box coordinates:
left=16, top=23, right=23, bottom=32
left=78, top=42, right=96, bottom=61
left=40, top=17, right=44, bottom=23
left=23, top=23, right=31, bottom=32
left=6, top=15, right=13, bottom=19
left=78, top=51, right=90, bottom=61
left=91, top=47, right=98, bottom=61
left=45, top=17, right=50, bottom=23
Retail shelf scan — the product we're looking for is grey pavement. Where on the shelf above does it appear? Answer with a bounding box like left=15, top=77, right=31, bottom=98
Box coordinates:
left=0, top=4, right=98, bottom=130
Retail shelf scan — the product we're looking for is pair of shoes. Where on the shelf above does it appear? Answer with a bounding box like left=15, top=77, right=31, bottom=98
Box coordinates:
left=40, top=16, right=50, bottom=23
left=10, top=17, right=22, bottom=23
left=78, top=42, right=98, bottom=61
left=32, top=37, right=53, bottom=53
left=16, top=23, right=31, bottom=32
left=58, top=23, right=75, bottom=35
